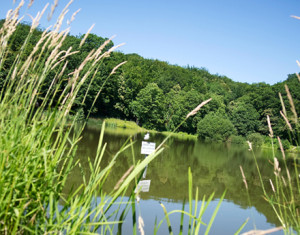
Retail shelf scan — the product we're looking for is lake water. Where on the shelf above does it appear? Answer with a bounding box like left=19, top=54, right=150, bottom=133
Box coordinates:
left=65, top=124, right=296, bottom=234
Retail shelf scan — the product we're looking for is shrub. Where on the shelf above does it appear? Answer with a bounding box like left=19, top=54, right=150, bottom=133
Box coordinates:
left=197, top=113, right=236, bottom=142
left=230, top=135, right=246, bottom=145
left=247, top=133, right=264, bottom=146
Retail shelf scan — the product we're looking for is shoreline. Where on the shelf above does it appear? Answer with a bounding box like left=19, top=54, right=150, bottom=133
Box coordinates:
left=87, top=117, right=197, bottom=140
left=87, top=117, right=300, bottom=153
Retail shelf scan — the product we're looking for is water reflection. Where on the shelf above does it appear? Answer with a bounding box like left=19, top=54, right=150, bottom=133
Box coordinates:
left=64, top=125, right=297, bottom=234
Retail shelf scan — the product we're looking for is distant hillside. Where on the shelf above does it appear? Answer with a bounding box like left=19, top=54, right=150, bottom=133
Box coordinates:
left=1, top=20, right=299, bottom=145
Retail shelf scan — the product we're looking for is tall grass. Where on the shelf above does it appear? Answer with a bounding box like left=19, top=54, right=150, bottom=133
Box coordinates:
left=0, top=1, right=162, bottom=233
left=0, top=2, right=226, bottom=234
left=243, top=83, right=300, bottom=234
left=240, top=17, right=300, bottom=234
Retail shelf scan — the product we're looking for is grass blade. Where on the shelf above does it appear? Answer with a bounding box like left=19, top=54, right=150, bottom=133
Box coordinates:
left=204, top=190, right=226, bottom=235
left=160, top=202, right=173, bottom=235
left=234, top=218, right=249, bottom=235
left=179, top=198, right=186, bottom=235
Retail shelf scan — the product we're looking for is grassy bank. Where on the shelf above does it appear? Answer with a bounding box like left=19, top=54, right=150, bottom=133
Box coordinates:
left=88, top=118, right=300, bottom=153
left=88, top=117, right=197, bottom=140
left=88, top=117, right=144, bottom=130
left=161, top=131, right=197, bottom=140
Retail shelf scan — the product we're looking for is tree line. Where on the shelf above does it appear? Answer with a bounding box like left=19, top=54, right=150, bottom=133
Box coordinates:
left=1, top=21, right=299, bottom=146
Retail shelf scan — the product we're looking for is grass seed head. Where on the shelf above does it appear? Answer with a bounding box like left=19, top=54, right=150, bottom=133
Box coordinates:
left=68, top=8, right=81, bottom=25
left=269, top=179, right=276, bottom=193
left=285, top=84, right=298, bottom=124
left=246, top=141, right=252, bottom=151
left=277, top=136, right=286, bottom=160
left=240, top=165, right=248, bottom=190
left=273, top=157, right=281, bottom=177
left=280, top=111, right=293, bottom=132
left=279, top=92, right=287, bottom=117
left=28, top=0, right=34, bottom=9
left=80, top=24, right=95, bottom=48
left=267, top=115, right=273, bottom=138
left=138, top=216, right=145, bottom=235
left=186, top=98, right=212, bottom=118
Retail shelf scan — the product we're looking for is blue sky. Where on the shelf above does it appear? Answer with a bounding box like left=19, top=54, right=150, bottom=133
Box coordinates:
left=1, top=0, right=300, bottom=84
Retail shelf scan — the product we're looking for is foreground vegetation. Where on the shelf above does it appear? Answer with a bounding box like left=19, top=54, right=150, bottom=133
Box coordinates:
left=0, top=1, right=225, bottom=234
left=243, top=114, right=300, bottom=234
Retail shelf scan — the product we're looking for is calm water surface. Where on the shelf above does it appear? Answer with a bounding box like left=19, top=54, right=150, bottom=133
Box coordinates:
left=65, top=125, right=297, bottom=234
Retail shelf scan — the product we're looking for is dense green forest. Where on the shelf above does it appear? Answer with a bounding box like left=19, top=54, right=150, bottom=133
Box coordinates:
left=1, top=21, right=299, bottom=146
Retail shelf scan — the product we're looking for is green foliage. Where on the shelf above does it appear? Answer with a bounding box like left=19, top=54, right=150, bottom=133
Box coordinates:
left=263, top=136, right=291, bottom=150
left=130, top=83, right=165, bottom=130
left=281, top=139, right=291, bottom=150
left=165, top=86, right=204, bottom=133
left=230, top=135, right=246, bottom=145
left=229, top=102, right=260, bottom=136
left=197, top=113, right=236, bottom=142
left=247, top=133, right=264, bottom=146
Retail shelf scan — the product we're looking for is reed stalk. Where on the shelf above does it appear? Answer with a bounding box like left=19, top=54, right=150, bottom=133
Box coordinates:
left=245, top=83, right=300, bottom=234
